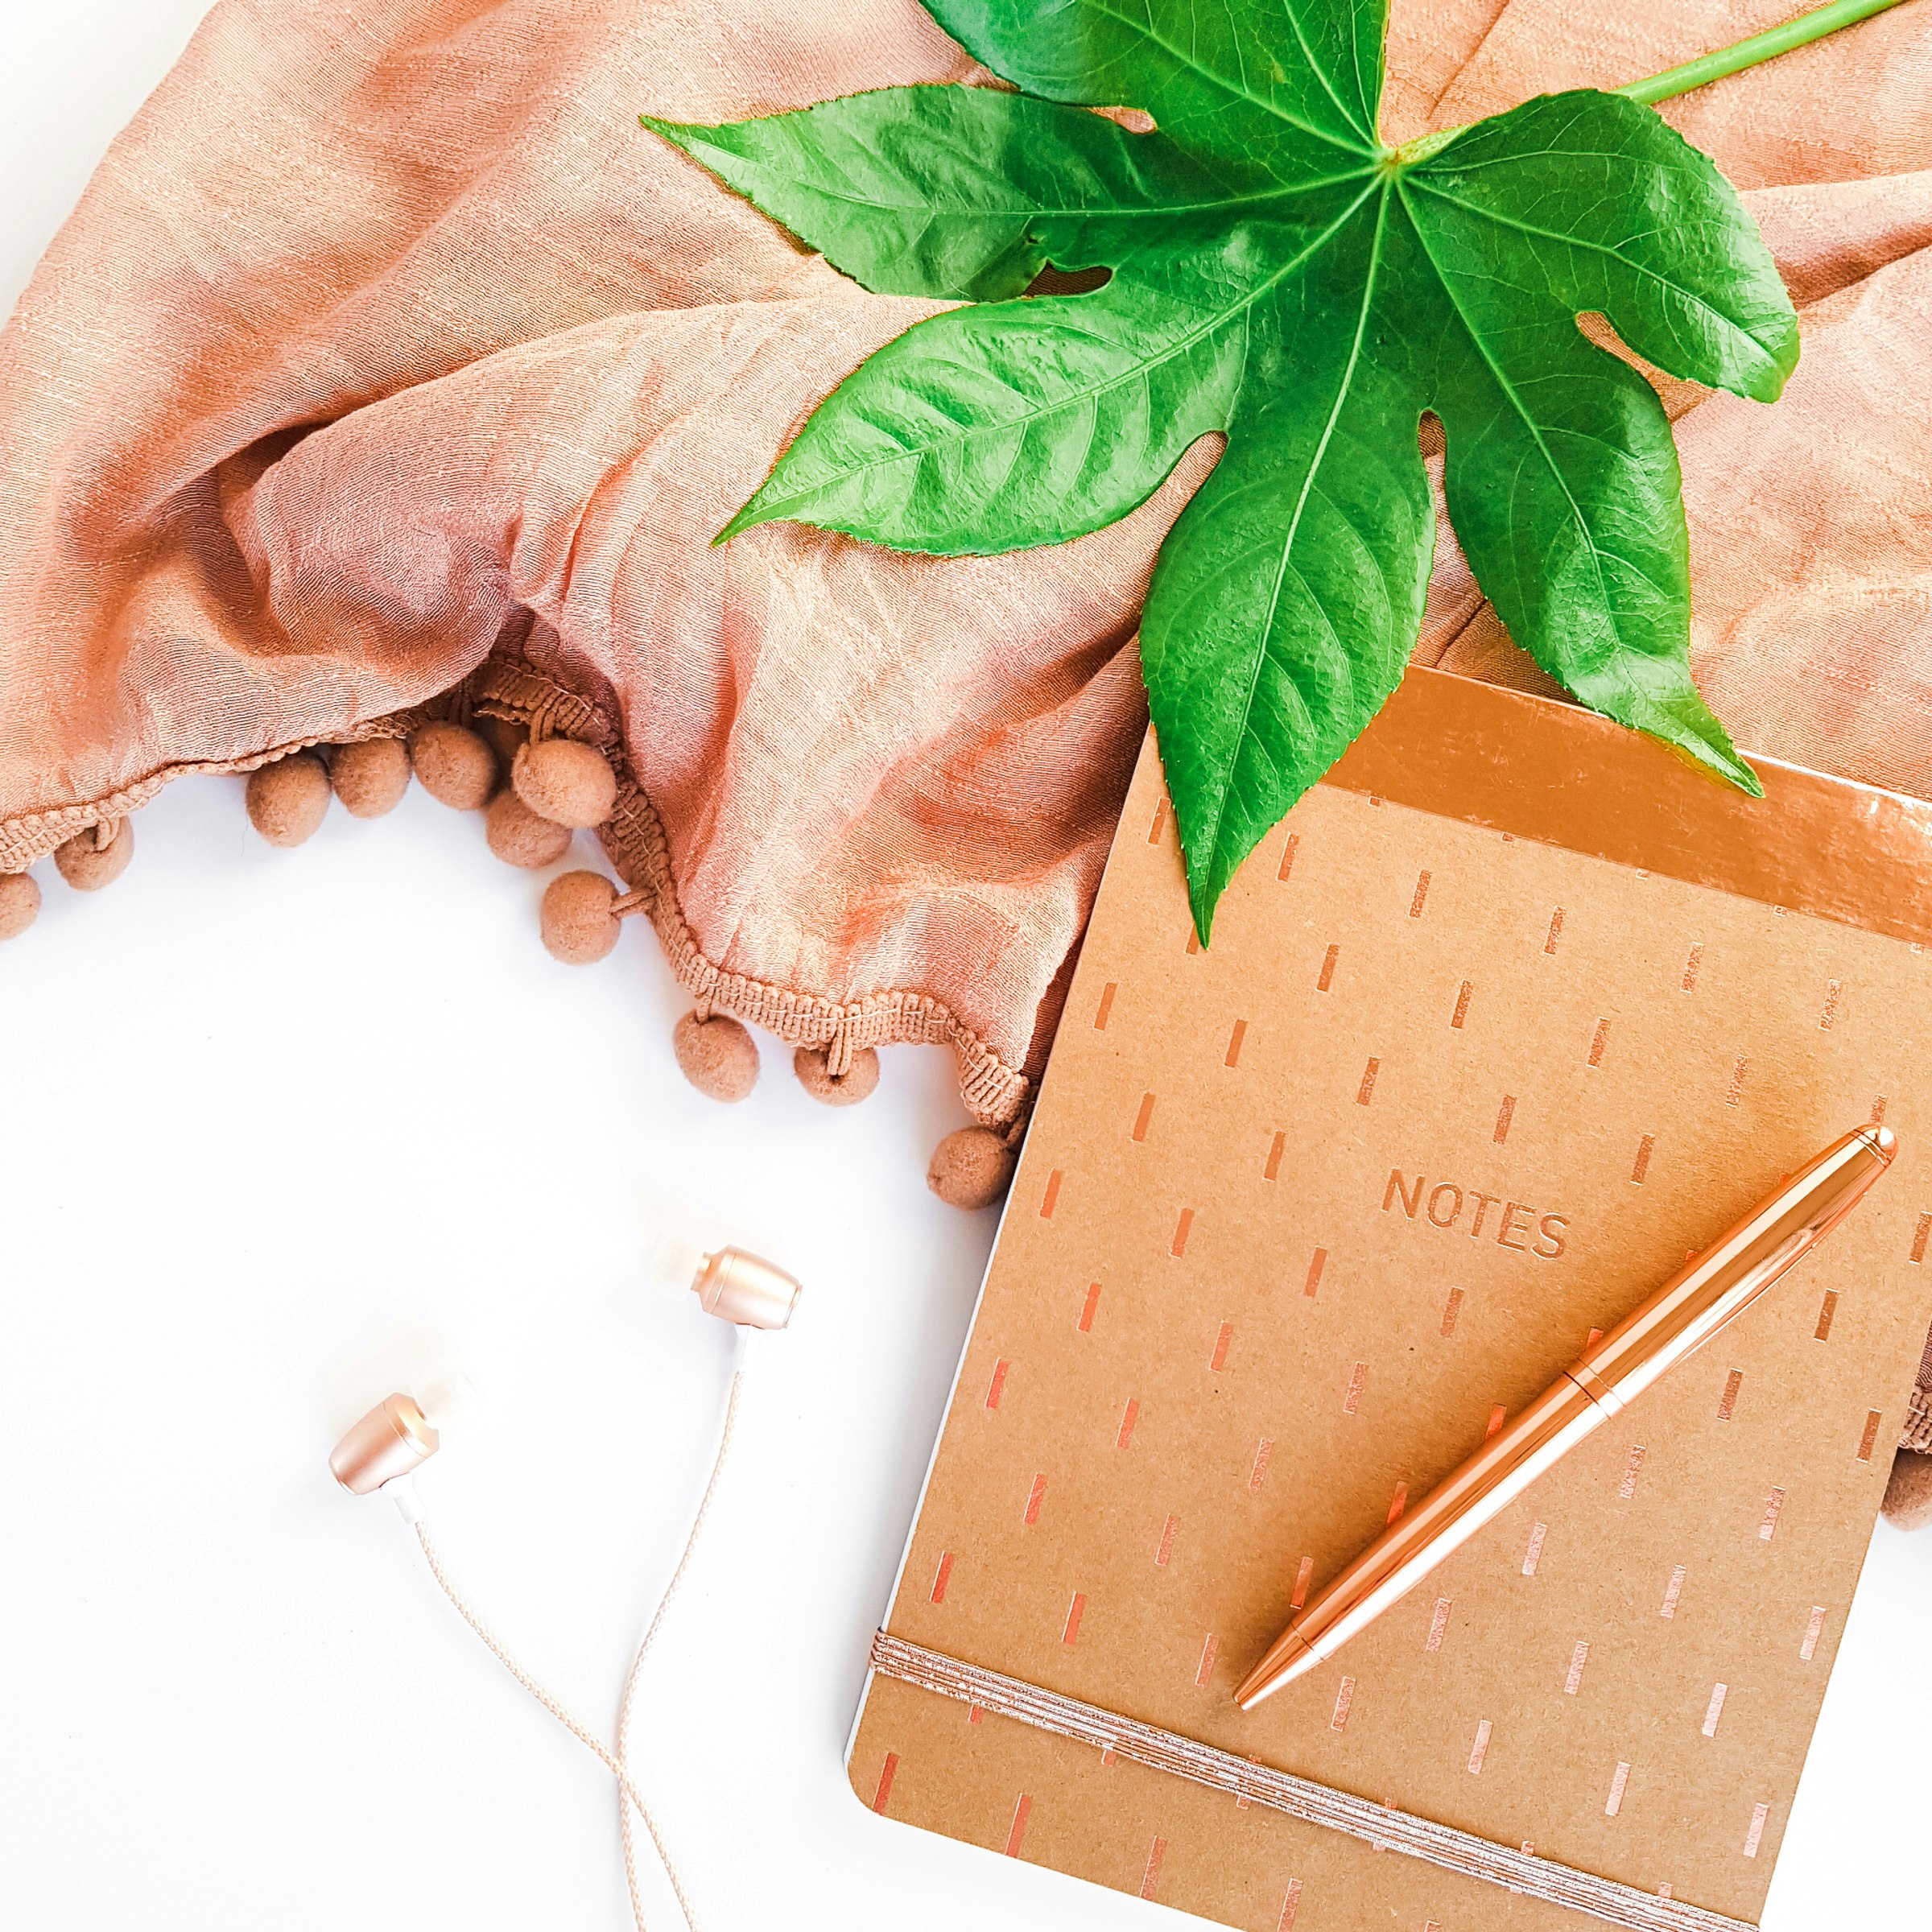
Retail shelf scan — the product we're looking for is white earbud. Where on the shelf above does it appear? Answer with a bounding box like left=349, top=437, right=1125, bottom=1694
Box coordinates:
left=412, top=1364, right=478, bottom=1430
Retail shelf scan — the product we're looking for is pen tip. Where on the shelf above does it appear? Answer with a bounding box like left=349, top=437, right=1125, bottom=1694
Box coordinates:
left=1870, top=1124, right=1897, bottom=1160
left=1234, top=1633, right=1317, bottom=1709
left=1233, top=1664, right=1279, bottom=1710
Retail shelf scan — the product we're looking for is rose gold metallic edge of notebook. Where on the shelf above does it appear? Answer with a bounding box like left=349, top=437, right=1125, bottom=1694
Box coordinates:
left=1317, top=668, right=1932, bottom=945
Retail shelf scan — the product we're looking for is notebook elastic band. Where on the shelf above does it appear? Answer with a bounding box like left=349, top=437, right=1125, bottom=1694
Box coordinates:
left=867, top=1630, right=1756, bottom=1932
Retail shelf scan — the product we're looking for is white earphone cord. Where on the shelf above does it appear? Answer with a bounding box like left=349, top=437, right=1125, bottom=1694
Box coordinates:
left=616, top=1357, right=745, bottom=1932
left=411, top=1523, right=701, bottom=1932
left=409, top=1336, right=751, bottom=1932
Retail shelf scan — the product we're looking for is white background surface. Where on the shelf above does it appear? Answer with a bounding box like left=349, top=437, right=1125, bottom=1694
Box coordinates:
left=3, top=6, right=1930, bottom=1927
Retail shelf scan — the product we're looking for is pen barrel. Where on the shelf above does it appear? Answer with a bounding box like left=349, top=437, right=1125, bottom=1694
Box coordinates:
left=1245, top=1373, right=1608, bottom=1691
left=1573, top=1125, right=1889, bottom=1413
left=1236, top=1125, right=1893, bottom=1709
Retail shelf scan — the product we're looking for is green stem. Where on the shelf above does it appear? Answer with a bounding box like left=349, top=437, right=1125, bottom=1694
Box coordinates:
left=1614, top=0, right=1914, bottom=106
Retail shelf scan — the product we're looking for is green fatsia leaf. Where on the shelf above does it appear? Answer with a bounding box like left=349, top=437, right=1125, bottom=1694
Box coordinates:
left=1403, top=93, right=1793, bottom=796
left=713, top=266, right=1247, bottom=549
left=1143, top=196, right=1435, bottom=922
left=1410, top=92, right=1796, bottom=402
left=646, top=1, right=1799, bottom=939
left=921, top=0, right=1386, bottom=176
left=644, top=89, right=1259, bottom=303
left=712, top=200, right=1367, bottom=548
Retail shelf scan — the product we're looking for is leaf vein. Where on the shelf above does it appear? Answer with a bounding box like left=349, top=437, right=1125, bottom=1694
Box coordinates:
left=1080, top=0, right=1377, bottom=162
left=1399, top=180, right=1622, bottom=648
left=1197, top=184, right=1390, bottom=871
left=1408, top=175, right=1778, bottom=361
left=752, top=182, right=1382, bottom=517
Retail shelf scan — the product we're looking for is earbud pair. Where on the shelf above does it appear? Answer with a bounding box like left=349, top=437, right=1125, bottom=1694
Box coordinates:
left=325, top=1239, right=803, bottom=1932
left=328, top=1244, right=800, bottom=1495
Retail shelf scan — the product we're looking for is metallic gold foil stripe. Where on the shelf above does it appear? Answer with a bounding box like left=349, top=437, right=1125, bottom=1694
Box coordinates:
left=1322, top=669, right=1932, bottom=950
left=868, top=1630, right=1756, bottom=1932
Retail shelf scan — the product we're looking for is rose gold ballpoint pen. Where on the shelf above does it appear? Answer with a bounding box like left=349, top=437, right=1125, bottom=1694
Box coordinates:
left=1235, top=1123, right=1896, bottom=1711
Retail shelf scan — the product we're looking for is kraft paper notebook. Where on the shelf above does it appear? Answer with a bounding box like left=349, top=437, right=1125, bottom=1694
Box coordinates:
left=848, top=667, right=1932, bottom=1932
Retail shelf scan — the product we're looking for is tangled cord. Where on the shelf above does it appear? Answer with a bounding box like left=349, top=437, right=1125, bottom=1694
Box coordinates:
left=409, top=1334, right=751, bottom=1932
left=616, top=1360, right=745, bottom=1932
left=411, top=1524, right=700, bottom=1931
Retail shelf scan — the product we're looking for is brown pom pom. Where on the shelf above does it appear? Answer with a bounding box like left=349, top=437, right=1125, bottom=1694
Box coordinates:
left=795, top=1043, right=880, bottom=1107
left=329, top=737, right=411, bottom=819
left=927, top=1126, right=1016, bottom=1210
left=1883, top=1447, right=1932, bottom=1530
left=54, top=817, right=135, bottom=891
left=485, top=790, right=572, bottom=869
left=476, top=715, right=530, bottom=772
left=513, top=737, right=618, bottom=829
left=0, top=870, right=41, bottom=939
left=673, top=1011, right=759, bottom=1102
left=540, top=869, right=623, bottom=964
left=246, top=752, right=332, bottom=847
left=410, top=721, right=497, bottom=810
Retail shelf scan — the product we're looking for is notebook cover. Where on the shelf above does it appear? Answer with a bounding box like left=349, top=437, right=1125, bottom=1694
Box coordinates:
left=848, top=667, right=1932, bottom=1931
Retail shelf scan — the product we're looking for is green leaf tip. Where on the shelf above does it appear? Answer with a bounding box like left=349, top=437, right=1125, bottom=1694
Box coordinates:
left=653, top=0, right=1806, bottom=931
left=712, top=502, right=764, bottom=547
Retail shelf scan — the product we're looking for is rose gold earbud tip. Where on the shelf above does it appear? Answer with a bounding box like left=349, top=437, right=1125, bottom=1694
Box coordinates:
left=329, top=1393, right=440, bottom=1494
left=691, top=1246, right=802, bottom=1330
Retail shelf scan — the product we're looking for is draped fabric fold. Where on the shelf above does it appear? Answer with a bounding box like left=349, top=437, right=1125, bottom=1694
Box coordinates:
left=2, top=0, right=1929, bottom=1133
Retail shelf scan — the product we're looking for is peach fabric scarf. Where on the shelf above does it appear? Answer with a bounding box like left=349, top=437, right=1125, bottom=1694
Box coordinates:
left=0, top=0, right=1927, bottom=1132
